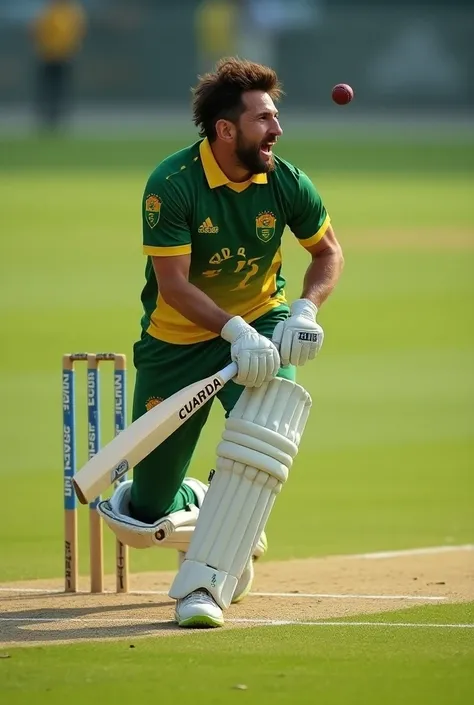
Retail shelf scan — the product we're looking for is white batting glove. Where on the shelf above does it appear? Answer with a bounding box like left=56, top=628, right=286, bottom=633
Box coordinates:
left=221, top=316, right=280, bottom=387
left=272, top=299, right=324, bottom=367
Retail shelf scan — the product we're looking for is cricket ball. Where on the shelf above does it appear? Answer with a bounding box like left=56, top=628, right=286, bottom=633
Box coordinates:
left=332, top=83, right=354, bottom=105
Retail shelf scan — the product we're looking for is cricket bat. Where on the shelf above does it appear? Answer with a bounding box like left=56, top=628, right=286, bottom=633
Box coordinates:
left=73, top=362, right=237, bottom=505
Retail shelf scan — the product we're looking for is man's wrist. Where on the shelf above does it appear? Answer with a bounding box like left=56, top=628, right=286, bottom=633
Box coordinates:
left=220, top=316, right=250, bottom=343
left=291, top=298, right=318, bottom=318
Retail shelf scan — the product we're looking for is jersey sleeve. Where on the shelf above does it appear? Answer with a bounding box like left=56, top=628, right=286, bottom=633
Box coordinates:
left=142, top=172, right=192, bottom=257
left=288, top=171, right=331, bottom=250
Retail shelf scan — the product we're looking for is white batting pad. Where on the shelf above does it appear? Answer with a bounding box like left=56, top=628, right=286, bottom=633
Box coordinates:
left=169, top=378, right=312, bottom=608
left=97, top=478, right=206, bottom=550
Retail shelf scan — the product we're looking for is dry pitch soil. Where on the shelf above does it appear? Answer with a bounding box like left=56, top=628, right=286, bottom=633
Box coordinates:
left=1, top=548, right=473, bottom=647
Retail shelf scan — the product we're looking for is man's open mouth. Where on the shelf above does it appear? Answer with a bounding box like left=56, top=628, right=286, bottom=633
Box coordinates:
left=260, top=141, right=276, bottom=157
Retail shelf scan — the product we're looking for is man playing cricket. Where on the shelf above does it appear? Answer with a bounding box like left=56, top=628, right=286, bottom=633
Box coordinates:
left=98, top=57, right=344, bottom=627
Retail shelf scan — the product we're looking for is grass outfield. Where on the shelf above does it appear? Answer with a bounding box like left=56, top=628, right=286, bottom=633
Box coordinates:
left=2, top=605, right=473, bottom=704
left=0, top=136, right=472, bottom=579
left=0, top=134, right=473, bottom=702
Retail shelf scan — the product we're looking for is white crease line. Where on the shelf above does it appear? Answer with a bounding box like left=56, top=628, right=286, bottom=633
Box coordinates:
left=347, top=544, right=474, bottom=560
left=0, top=616, right=153, bottom=623
left=0, top=588, right=64, bottom=593
left=230, top=620, right=474, bottom=629
left=0, top=543, right=471, bottom=596
left=0, top=587, right=446, bottom=601
left=130, top=590, right=446, bottom=601
left=246, top=592, right=445, bottom=601
left=0, top=616, right=472, bottom=629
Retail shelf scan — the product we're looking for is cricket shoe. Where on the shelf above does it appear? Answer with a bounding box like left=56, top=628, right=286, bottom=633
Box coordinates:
left=232, top=530, right=268, bottom=603
left=177, top=530, right=268, bottom=605
left=175, top=589, right=224, bottom=628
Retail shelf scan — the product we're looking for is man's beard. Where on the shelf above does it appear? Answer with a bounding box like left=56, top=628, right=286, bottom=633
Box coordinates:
left=235, top=130, right=275, bottom=175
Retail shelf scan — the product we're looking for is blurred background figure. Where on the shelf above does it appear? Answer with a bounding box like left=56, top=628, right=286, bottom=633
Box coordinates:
left=195, top=0, right=239, bottom=74
left=239, top=0, right=316, bottom=71
left=30, top=0, right=87, bottom=132
left=194, top=0, right=317, bottom=78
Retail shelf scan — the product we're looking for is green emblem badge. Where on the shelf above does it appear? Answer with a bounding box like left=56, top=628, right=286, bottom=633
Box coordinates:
left=256, top=211, right=276, bottom=242
left=145, top=194, right=161, bottom=229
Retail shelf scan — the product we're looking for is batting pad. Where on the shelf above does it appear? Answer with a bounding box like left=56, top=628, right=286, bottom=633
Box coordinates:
left=97, top=478, right=206, bottom=550
left=169, top=377, right=312, bottom=608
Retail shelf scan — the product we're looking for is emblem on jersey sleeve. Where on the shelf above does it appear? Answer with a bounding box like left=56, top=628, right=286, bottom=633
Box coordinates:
left=256, top=211, right=276, bottom=242
left=145, top=194, right=162, bottom=229
left=145, top=396, right=163, bottom=411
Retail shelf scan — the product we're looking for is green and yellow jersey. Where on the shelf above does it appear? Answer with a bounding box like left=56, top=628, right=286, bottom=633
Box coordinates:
left=140, top=138, right=330, bottom=344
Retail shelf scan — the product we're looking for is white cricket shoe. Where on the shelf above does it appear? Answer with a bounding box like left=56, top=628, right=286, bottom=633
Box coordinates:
left=175, top=589, right=224, bottom=628
left=232, top=530, right=268, bottom=603
left=177, top=530, right=268, bottom=605
left=232, top=558, right=255, bottom=604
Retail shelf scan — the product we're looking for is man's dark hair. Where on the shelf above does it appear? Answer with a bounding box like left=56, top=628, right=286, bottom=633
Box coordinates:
left=192, top=57, right=283, bottom=141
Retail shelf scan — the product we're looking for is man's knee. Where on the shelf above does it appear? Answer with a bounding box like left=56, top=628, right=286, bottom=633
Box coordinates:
left=127, top=408, right=209, bottom=522
left=219, top=364, right=296, bottom=418
left=97, top=478, right=207, bottom=550
left=129, top=462, right=181, bottom=523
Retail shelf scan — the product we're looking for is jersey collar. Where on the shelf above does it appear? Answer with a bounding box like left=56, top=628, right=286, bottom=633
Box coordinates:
left=200, top=138, right=268, bottom=189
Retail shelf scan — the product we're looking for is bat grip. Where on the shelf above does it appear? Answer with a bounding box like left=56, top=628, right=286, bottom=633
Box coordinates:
left=218, top=362, right=238, bottom=384
left=217, top=344, right=283, bottom=386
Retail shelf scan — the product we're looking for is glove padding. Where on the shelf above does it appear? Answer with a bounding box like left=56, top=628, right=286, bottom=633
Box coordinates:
left=221, top=316, right=280, bottom=387
left=272, top=299, right=324, bottom=366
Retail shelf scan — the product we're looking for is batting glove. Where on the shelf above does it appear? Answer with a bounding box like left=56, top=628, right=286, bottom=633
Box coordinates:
left=221, top=316, right=280, bottom=387
left=272, top=299, right=324, bottom=367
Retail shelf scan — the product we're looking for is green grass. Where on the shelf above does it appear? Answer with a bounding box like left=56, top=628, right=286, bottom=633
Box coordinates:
left=2, top=135, right=473, bottom=173
left=1, top=604, right=473, bottom=704
left=343, top=601, right=474, bottom=624
left=0, top=134, right=472, bottom=702
left=0, top=137, right=473, bottom=579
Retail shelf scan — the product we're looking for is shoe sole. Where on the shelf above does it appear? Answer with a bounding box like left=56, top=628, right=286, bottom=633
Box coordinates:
left=177, top=614, right=224, bottom=628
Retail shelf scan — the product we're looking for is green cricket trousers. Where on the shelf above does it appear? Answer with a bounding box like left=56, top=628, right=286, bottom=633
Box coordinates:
left=130, top=307, right=295, bottom=523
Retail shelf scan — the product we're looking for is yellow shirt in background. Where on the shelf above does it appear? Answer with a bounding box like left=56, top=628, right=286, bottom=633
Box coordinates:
left=33, top=2, right=86, bottom=61
left=195, top=0, right=238, bottom=58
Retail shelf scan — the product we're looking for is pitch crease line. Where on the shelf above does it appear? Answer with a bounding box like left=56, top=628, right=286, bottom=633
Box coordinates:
left=230, top=619, right=474, bottom=629
left=347, top=544, right=474, bottom=560
left=0, top=616, right=472, bottom=630
left=0, top=543, right=471, bottom=596
left=0, top=587, right=447, bottom=601
left=245, top=592, right=445, bottom=601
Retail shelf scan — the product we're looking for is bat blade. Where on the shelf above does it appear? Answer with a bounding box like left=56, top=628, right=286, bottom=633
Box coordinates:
left=72, top=363, right=236, bottom=504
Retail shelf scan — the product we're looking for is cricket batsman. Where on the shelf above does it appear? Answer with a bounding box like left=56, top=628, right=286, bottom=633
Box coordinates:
left=97, top=58, right=344, bottom=627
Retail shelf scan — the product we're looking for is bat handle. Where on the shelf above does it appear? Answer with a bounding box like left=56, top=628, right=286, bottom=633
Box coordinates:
left=218, top=332, right=281, bottom=386
left=217, top=362, right=238, bottom=384
left=217, top=351, right=284, bottom=385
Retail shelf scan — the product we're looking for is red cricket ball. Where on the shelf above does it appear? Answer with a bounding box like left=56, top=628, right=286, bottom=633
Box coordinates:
left=332, top=83, right=354, bottom=105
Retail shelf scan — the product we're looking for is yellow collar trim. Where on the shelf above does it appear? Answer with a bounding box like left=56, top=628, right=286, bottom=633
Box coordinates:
left=200, top=138, right=268, bottom=189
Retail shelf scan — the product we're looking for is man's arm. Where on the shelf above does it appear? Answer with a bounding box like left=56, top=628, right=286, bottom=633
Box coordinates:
left=300, top=224, right=344, bottom=308
left=152, top=252, right=280, bottom=386
left=151, top=254, right=232, bottom=334
left=143, top=176, right=231, bottom=334
left=272, top=172, right=344, bottom=366
left=144, top=172, right=279, bottom=387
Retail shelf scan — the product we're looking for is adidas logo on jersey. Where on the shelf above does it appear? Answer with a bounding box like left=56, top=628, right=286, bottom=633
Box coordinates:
left=198, top=217, right=219, bottom=234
